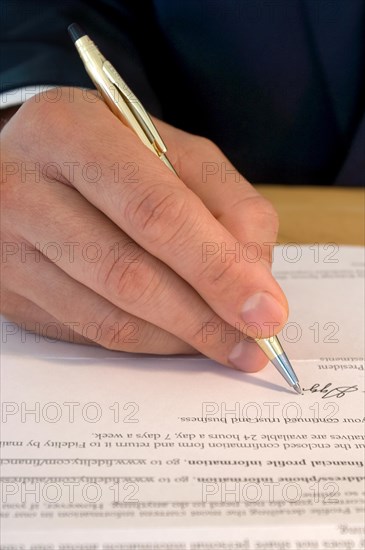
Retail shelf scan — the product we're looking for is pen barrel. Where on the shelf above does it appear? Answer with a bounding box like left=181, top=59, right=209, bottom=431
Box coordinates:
left=74, top=36, right=158, bottom=157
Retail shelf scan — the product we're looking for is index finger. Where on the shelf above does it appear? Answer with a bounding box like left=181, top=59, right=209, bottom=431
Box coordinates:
left=153, top=119, right=279, bottom=267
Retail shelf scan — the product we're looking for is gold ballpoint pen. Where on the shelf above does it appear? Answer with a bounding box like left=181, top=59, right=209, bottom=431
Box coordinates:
left=68, top=23, right=302, bottom=395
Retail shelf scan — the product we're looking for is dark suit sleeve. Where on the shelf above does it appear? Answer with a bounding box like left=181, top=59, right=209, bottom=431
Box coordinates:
left=0, top=0, right=163, bottom=116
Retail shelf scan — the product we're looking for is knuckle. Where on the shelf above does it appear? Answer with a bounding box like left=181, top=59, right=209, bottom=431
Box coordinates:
left=259, top=196, right=279, bottom=222
left=245, top=195, right=279, bottom=235
left=199, top=248, right=243, bottom=292
left=173, top=133, right=223, bottom=174
left=97, top=313, right=187, bottom=354
left=14, top=88, right=88, bottom=155
left=124, top=183, right=190, bottom=244
left=4, top=98, right=60, bottom=159
left=259, top=198, right=279, bottom=235
left=195, top=135, right=220, bottom=155
left=97, top=246, right=161, bottom=307
left=22, top=90, right=68, bottom=131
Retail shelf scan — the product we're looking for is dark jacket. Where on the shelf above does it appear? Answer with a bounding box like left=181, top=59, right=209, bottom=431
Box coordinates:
left=1, top=0, right=364, bottom=185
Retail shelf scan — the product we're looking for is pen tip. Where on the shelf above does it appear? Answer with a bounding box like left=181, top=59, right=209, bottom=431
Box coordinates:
left=293, top=383, right=303, bottom=395
left=68, top=23, right=85, bottom=43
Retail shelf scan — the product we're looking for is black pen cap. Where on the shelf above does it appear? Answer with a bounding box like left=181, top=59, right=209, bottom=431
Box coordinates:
left=68, top=23, right=85, bottom=43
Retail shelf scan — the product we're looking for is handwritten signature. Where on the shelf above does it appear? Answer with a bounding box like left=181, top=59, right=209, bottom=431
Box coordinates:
left=303, top=382, right=359, bottom=399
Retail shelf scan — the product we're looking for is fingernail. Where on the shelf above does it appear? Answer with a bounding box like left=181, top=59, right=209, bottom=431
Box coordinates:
left=241, top=292, right=287, bottom=328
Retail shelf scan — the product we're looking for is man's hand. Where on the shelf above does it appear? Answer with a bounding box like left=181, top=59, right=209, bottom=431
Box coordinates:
left=0, top=87, right=287, bottom=372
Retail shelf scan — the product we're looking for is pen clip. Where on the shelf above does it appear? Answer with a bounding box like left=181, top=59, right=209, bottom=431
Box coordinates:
left=102, top=61, right=167, bottom=155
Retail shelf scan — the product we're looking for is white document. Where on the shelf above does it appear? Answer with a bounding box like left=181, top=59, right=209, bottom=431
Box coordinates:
left=0, top=245, right=364, bottom=549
